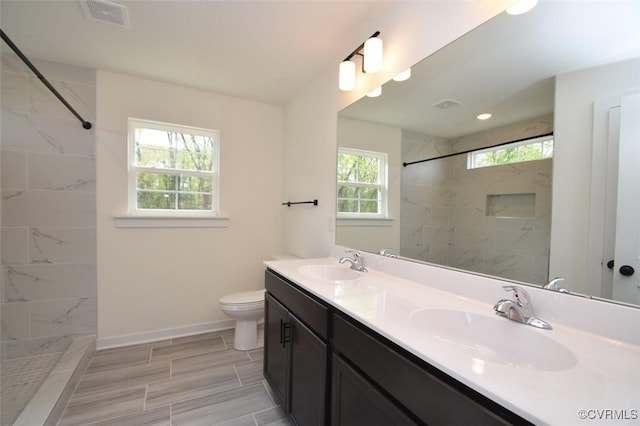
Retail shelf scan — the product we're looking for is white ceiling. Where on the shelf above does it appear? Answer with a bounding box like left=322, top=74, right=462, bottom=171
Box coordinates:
left=0, top=0, right=394, bottom=106
left=340, top=1, right=640, bottom=138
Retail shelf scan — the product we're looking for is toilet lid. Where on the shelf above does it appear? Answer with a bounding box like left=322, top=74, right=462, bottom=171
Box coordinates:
left=220, top=289, right=265, bottom=305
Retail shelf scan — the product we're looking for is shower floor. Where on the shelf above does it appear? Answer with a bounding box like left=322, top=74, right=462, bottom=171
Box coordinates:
left=1, top=352, right=63, bottom=426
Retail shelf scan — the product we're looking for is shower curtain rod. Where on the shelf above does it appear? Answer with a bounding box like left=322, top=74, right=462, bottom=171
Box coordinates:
left=402, top=132, right=553, bottom=167
left=0, top=29, right=92, bottom=130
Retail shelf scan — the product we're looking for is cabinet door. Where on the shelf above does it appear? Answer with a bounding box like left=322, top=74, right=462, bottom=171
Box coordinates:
left=264, top=292, right=290, bottom=406
left=333, top=314, right=518, bottom=425
left=332, top=354, right=416, bottom=426
left=289, top=315, right=328, bottom=426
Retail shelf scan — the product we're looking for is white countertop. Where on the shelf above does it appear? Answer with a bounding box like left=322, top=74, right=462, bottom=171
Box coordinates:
left=264, top=250, right=640, bottom=426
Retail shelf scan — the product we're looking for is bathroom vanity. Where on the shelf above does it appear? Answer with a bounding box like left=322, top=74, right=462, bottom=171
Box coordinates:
left=263, top=248, right=640, bottom=425
left=264, top=268, right=524, bottom=425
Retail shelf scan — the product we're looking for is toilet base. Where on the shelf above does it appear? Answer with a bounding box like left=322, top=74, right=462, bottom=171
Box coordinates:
left=233, top=319, right=261, bottom=351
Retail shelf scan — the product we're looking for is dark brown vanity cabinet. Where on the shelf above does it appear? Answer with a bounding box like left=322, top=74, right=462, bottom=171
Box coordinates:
left=264, top=271, right=329, bottom=425
left=332, top=314, right=527, bottom=426
left=264, top=269, right=530, bottom=426
left=331, top=353, right=417, bottom=425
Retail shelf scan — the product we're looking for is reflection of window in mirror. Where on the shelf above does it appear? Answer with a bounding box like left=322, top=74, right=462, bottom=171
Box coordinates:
left=337, top=148, right=388, bottom=218
left=467, top=134, right=554, bottom=169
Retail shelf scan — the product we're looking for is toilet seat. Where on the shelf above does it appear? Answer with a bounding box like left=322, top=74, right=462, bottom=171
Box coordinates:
left=220, top=301, right=262, bottom=311
left=219, top=289, right=265, bottom=307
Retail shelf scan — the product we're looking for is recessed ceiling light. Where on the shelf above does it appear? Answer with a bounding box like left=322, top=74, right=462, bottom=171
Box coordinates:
left=392, top=68, right=412, bottom=82
left=367, top=86, right=382, bottom=98
left=506, top=0, right=538, bottom=16
left=477, top=113, right=492, bottom=120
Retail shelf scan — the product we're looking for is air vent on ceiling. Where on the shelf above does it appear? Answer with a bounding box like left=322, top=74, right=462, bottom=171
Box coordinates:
left=80, top=0, right=131, bottom=29
left=432, top=99, right=462, bottom=109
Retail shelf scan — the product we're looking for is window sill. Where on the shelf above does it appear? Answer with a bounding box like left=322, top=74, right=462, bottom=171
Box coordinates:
left=337, top=218, right=393, bottom=227
left=114, top=216, right=230, bottom=228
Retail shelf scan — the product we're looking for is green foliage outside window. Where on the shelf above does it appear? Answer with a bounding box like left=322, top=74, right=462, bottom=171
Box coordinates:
left=131, top=122, right=218, bottom=211
left=337, top=150, right=385, bottom=215
left=470, top=136, right=553, bottom=169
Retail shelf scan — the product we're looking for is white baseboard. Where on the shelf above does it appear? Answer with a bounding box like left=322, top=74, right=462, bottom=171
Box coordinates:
left=96, top=319, right=236, bottom=350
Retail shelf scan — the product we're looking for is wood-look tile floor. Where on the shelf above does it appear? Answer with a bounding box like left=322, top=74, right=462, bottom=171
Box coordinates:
left=57, top=328, right=292, bottom=426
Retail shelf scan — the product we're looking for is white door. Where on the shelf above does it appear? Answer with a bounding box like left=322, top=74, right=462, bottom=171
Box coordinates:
left=612, top=93, right=640, bottom=304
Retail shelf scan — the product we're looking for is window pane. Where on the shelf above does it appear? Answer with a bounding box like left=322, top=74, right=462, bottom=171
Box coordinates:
left=178, top=193, right=212, bottom=210
left=131, top=119, right=219, bottom=213
left=338, top=199, right=357, bottom=213
left=338, top=153, right=358, bottom=168
left=518, top=143, right=541, bottom=161
left=358, top=169, right=379, bottom=184
left=135, top=146, right=175, bottom=168
left=360, top=187, right=379, bottom=200
left=360, top=200, right=379, bottom=213
left=474, top=152, right=493, bottom=167
left=337, top=166, right=356, bottom=183
left=135, top=128, right=175, bottom=149
left=337, top=148, right=386, bottom=217
left=137, top=191, right=175, bottom=209
left=137, top=173, right=176, bottom=190
left=178, top=175, right=213, bottom=192
left=176, top=152, right=214, bottom=171
left=337, top=185, right=357, bottom=198
left=176, top=134, right=216, bottom=154
left=468, top=136, right=554, bottom=169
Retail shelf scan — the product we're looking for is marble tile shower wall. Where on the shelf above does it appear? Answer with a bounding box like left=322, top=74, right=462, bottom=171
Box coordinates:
left=0, top=54, right=97, bottom=359
left=400, top=115, right=553, bottom=284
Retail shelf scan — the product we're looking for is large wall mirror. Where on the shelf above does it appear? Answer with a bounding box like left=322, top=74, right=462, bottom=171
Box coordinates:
left=337, top=1, right=640, bottom=306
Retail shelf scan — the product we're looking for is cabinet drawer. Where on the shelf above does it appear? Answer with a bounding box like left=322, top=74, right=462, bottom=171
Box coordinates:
left=333, top=314, right=526, bottom=426
left=332, top=353, right=417, bottom=426
left=265, top=269, right=329, bottom=340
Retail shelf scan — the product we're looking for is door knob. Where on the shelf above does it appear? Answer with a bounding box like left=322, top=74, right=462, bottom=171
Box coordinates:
left=607, top=260, right=615, bottom=270
left=619, top=265, right=635, bottom=276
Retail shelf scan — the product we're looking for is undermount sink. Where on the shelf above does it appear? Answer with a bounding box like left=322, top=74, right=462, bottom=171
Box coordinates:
left=411, top=309, right=577, bottom=371
left=298, top=264, right=361, bottom=281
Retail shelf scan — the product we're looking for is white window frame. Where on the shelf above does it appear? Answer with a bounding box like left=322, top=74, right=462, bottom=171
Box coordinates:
left=467, top=134, right=554, bottom=169
left=126, top=118, right=221, bottom=220
left=337, top=147, right=388, bottom=219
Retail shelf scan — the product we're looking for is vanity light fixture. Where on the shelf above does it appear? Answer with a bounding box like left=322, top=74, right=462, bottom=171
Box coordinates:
left=477, top=113, right=493, bottom=120
left=506, top=0, right=538, bottom=15
left=366, top=86, right=382, bottom=98
left=338, top=31, right=383, bottom=91
left=339, top=60, right=356, bottom=91
left=392, top=68, right=412, bottom=82
left=363, top=36, right=383, bottom=73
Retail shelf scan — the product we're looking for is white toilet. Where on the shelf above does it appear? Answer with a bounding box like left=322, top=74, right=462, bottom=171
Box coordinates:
left=219, top=289, right=265, bottom=351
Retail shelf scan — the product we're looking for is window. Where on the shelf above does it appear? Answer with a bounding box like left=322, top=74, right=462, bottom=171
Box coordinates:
left=128, top=118, right=219, bottom=215
left=337, top=148, right=387, bottom=218
left=467, top=134, right=553, bottom=169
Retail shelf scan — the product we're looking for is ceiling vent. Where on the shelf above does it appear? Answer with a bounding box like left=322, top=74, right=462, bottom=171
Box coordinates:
left=79, top=0, right=131, bottom=29
left=432, top=99, right=462, bottom=109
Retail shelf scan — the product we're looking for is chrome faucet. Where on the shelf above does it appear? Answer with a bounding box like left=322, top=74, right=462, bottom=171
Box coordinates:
left=493, top=285, right=552, bottom=330
left=378, top=248, right=397, bottom=258
left=339, top=250, right=367, bottom=272
left=543, top=277, right=569, bottom=293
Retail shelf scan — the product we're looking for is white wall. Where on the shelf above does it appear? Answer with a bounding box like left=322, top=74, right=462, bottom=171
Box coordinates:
left=336, top=117, right=401, bottom=254
left=282, top=1, right=512, bottom=258
left=96, top=71, right=283, bottom=345
left=551, top=58, right=640, bottom=294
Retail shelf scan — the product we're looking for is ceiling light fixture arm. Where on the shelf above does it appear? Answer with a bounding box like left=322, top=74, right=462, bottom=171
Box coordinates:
left=343, top=31, right=380, bottom=72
